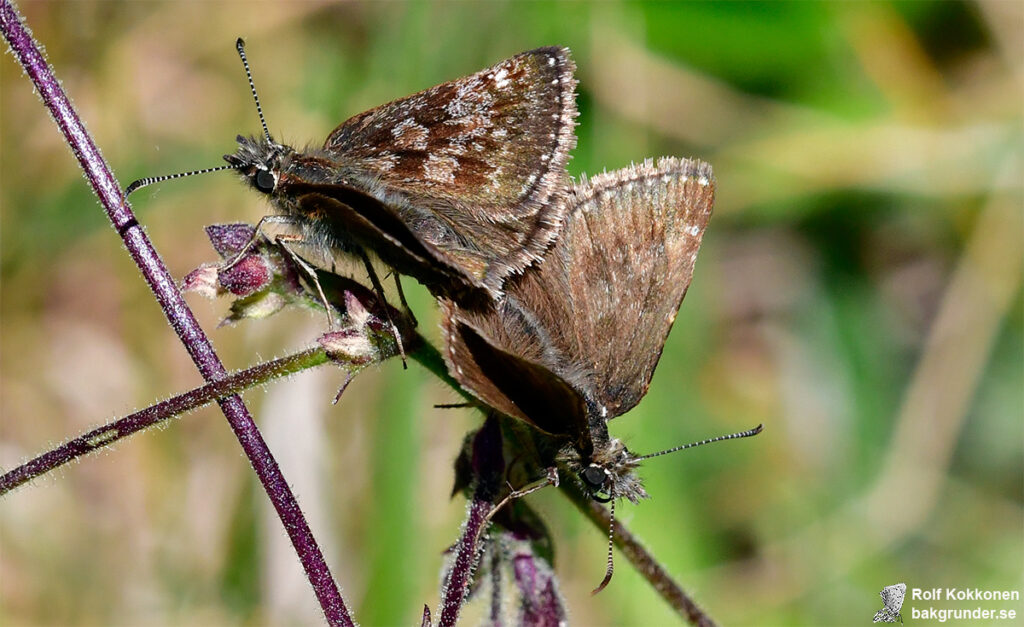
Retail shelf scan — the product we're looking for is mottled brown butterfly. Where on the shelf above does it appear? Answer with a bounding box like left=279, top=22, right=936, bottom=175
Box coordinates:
left=439, top=157, right=761, bottom=591
left=128, top=40, right=579, bottom=308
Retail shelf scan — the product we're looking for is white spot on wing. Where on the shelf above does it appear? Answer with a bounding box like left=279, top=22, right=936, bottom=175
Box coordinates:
left=424, top=154, right=459, bottom=184
left=493, top=67, right=510, bottom=89
left=392, top=118, right=429, bottom=150
left=367, top=152, right=399, bottom=172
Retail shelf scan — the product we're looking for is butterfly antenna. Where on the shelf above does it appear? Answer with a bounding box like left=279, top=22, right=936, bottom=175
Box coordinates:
left=633, top=423, right=763, bottom=462
left=235, top=38, right=272, bottom=145
left=125, top=164, right=238, bottom=197
left=592, top=499, right=615, bottom=595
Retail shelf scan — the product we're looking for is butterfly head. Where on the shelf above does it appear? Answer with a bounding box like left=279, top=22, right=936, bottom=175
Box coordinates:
left=560, top=423, right=766, bottom=504
left=224, top=135, right=291, bottom=195
left=560, top=437, right=649, bottom=505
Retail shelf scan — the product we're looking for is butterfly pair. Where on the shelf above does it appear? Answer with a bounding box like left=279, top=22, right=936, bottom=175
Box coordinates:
left=128, top=42, right=760, bottom=590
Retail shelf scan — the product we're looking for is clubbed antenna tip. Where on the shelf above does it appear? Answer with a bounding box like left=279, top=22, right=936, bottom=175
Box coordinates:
left=635, top=423, right=763, bottom=462
left=234, top=36, right=272, bottom=144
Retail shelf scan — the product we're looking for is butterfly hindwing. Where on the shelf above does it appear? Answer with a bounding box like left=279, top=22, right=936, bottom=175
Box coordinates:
left=441, top=298, right=589, bottom=441
left=506, top=157, right=715, bottom=418
left=442, top=157, right=715, bottom=442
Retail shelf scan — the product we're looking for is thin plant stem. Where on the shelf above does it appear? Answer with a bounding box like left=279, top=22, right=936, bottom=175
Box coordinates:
left=438, top=415, right=505, bottom=627
left=560, top=477, right=718, bottom=627
left=3, top=322, right=705, bottom=622
left=0, top=335, right=459, bottom=495
left=439, top=489, right=493, bottom=627
left=0, top=3, right=352, bottom=624
left=0, top=348, right=329, bottom=495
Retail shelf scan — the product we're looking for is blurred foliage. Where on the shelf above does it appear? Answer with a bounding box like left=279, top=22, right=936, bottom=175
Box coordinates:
left=1, top=1, right=1021, bottom=626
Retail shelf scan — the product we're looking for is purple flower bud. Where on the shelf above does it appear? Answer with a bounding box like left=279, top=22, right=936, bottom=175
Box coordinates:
left=218, top=254, right=273, bottom=296
left=181, top=265, right=222, bottom=299
left=512, top=546, right=566, bottom=627
left=205, top=223, right=257, bottom=258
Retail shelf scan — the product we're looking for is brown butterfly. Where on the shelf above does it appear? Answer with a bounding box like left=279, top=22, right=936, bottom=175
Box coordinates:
left=129, top=41, right=578, bottom=308
left=440, top=157, right=761, bottom=590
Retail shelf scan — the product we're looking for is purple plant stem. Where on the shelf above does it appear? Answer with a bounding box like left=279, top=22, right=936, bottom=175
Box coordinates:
left=439, top=492, right=492, bottom=627
left=511, top=549, right=565, bottom=627
left=0, top=3, right=352, bottom=625
left=1, top=348, right=328, bottom=496
left=439, top=416, right=505, bottom=627
left=2, top=330, right=440, bottom=495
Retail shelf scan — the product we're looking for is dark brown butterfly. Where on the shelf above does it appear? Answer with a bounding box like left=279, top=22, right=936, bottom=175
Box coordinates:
left=129, top=41, right=578, bottom=307
left=440, top=157, right=761, bottom=589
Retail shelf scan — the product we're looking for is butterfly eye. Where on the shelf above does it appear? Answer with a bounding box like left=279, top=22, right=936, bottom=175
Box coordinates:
left=255, top=169, right=275, bottom=193
left=581, top=466, right=606, bottom=491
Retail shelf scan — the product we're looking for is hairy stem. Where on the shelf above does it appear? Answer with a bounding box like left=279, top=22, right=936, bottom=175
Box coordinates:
left=0, top=335, right=459, bottom=496
left=438, top=415, right=505, bottom=627
left=439, top=490, right=493, bottom=627
left=0, top=348, right=328, bottom=495
left=0, top=3, right=351, bottom=624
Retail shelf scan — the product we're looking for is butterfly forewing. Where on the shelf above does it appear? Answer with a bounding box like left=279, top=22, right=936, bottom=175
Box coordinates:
left=324, top=47, right=578, bottom=294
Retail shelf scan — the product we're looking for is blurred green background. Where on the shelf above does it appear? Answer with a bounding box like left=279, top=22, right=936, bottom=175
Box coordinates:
left=1, top=1, right=1021, bottom=625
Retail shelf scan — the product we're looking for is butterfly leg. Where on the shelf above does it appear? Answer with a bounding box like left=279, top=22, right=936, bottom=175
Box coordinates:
left=357, top=249, right=408, bottom=369
left=433, top=402, right=478, bottom=409
left=393, top=273, right=418, bottom=328
left=274, top=234, right=336, bottom=329
left=223, top=214, right=302, bottom=271
left=332, top=372, right=354, bottom=405
left=506, top=467, right=560, bottom=500
left=475, top=468, right=559, bottom=544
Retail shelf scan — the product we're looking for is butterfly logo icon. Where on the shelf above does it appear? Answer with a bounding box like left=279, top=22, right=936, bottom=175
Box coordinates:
left=873, top=582, right=906, bottom=623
